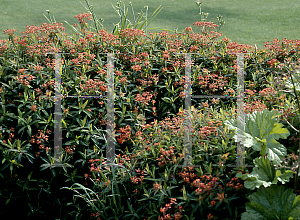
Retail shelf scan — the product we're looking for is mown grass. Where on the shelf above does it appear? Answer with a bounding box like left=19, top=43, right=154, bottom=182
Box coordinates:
left=0, top=0, right=300, bottom=49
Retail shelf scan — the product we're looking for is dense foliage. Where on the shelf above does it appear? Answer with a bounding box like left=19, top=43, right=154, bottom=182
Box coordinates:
left=1, top=3, right=300, bottom=219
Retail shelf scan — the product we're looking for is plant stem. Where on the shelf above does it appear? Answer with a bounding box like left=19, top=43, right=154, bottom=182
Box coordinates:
left=296, top=140, right=300, bottom=194
left=285, top=64, right=300, bottom=194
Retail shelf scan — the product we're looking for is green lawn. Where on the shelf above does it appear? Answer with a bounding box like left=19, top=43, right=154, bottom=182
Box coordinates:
left=0, top=0, right=300, bottom=49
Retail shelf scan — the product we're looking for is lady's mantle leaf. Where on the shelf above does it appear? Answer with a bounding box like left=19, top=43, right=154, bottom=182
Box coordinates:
left=241, top=185, right=300, bottom=220
left=236, top=156, right=294, bottom=190
left=224, top=109, right=290, bottom=165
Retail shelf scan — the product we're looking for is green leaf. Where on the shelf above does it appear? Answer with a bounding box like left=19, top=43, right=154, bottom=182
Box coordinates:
left=82, top=115, right=87, bottom=127
left=48, top=113, right=53, bottom=124
left=61, top=118, right=67, bottom=128
left=81, top=100, right=89, bottom=110
left=241, top=185, right=300, bottom=220
left=82, top=109, right=92, bottom=118
left=139, top=5, right=163, bottom=30
left=224, top=109, right=289, bottom=165
left=236, top=156, right=294, bottom=190
left=161, top=97, right=171, bottom=103
left=18, top=126, right=27, bottom=135
left=18, top=109, right=23, bottom=117
left=183, top=185, right=187, bottom=200
left=285, top=70, right=300, bottom=91
left=121, top=8, right=128, bottom=31
left=27, top=171, right=33, bottom=180
left=27, top=125, right=32, bottom=137
left=241, top=209, right=267, bottom=220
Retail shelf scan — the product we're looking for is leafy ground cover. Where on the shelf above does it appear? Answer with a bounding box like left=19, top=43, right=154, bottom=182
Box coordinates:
left=1, top=1, right=300, bottom=220
left=0, top=0, right=300, bottom=48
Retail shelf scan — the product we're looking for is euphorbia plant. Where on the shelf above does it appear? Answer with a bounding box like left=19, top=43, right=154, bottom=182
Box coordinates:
left=63, top=0, right=164, bottom=37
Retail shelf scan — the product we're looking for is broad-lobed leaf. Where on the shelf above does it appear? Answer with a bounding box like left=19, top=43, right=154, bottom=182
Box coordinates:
left=236, top=156, right=294, bottom=190
left=224, top=109, right=290, bottom=165
left=241, top=185, right=300, bottom=220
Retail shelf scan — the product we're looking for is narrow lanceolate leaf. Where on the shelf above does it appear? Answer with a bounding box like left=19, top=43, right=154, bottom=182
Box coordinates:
left=82, top=115, right=87, bottom=127
left=183, top=185, right=187, bottom=200
left=224, top=109, right=290, bottom=165
left=241, top=185, right=300, bottom=220
left=236, top=156, right=294, bottom=190
left=61, top=118, right=67, bottom=128
left=81, top=100, right=89, bottom=110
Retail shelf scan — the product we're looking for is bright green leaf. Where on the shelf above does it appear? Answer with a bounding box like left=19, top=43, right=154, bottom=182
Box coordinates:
left=236, top=156, right=294, bottom=190
left=224, top=109, right=289, bottom=165
left=241, top=185, right=300, bottom=220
